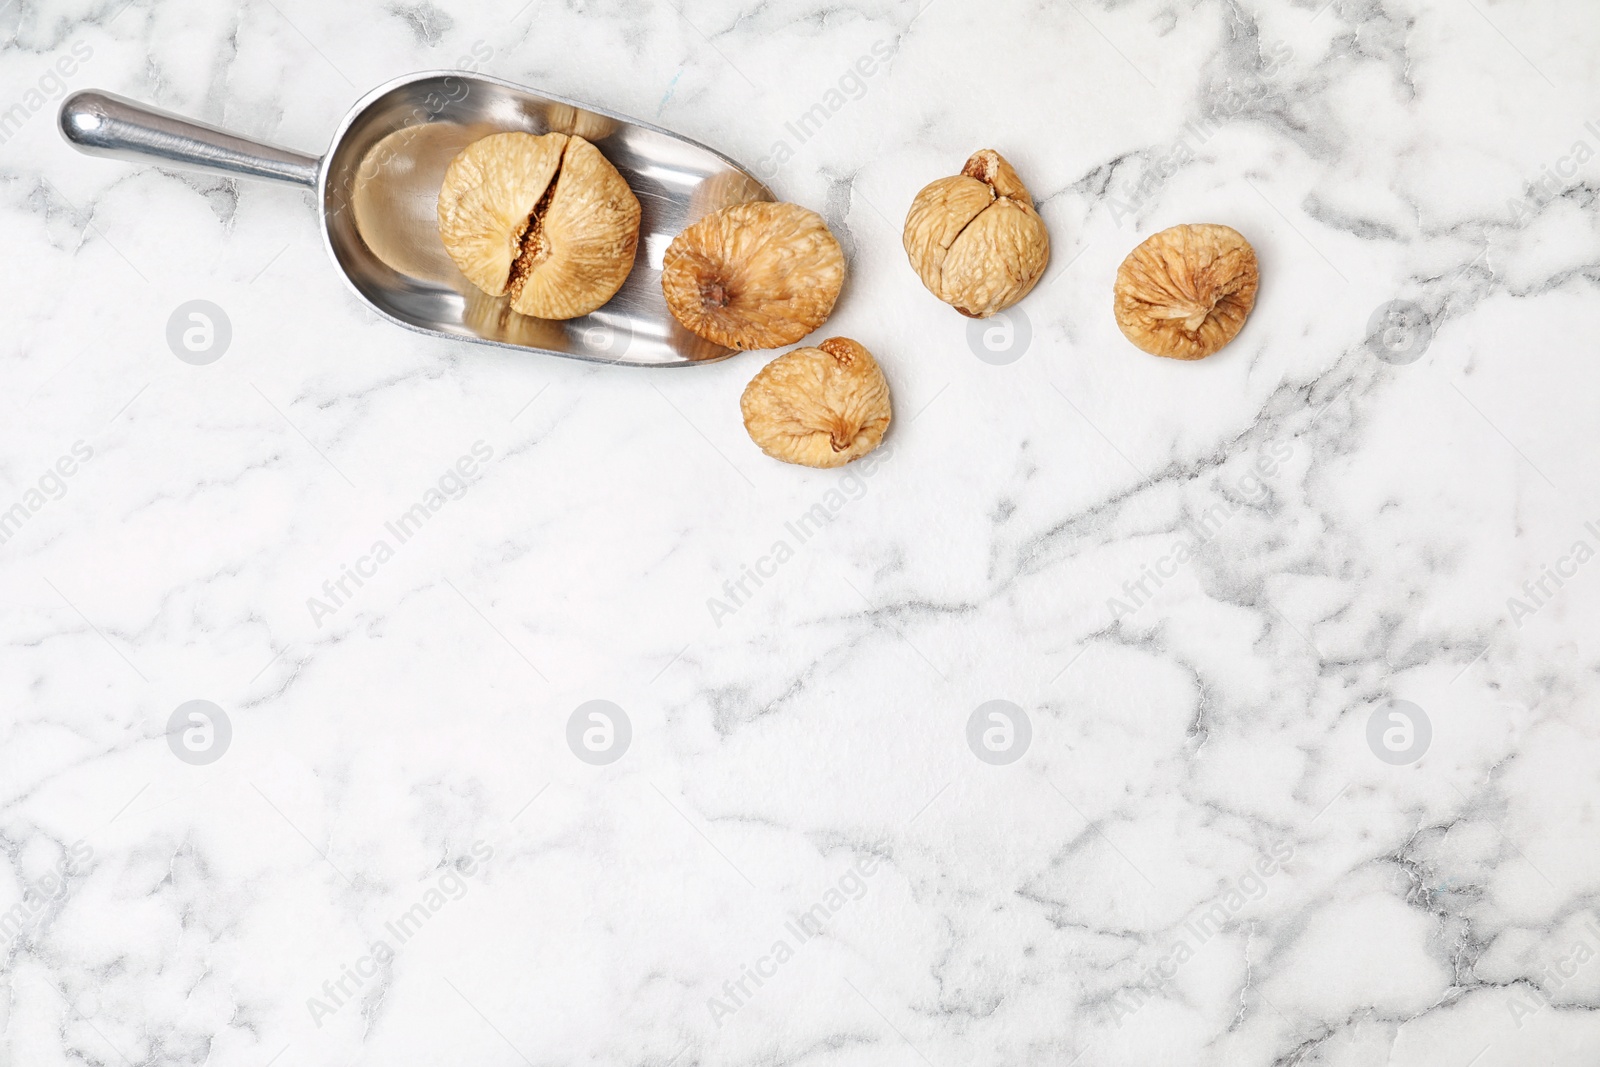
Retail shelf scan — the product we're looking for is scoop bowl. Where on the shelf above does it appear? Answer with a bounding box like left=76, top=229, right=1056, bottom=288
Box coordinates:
left=60, top=71, right=775, bottom=366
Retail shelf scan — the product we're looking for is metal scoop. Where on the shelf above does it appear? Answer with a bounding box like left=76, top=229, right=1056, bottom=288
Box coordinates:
left=59, top=71, right=774, bottom=367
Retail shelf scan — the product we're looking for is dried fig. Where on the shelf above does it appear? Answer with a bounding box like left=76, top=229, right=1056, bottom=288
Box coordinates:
left=437, top=131, right=640, bottom=320
left=661, top=201, right=845, bottom=350
left=1114, top=223, right=1258, bottom=360
left=740, top=337, right=891, bottom=468
left=903, top=149, right=1050, bottom=318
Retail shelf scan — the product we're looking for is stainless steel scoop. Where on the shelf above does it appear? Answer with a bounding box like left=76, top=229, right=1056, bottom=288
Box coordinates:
left=59, top=71, right=775, bottom=367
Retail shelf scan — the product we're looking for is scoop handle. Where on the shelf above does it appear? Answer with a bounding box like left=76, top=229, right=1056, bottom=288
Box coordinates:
left=59, top=90, right=320, bottom=188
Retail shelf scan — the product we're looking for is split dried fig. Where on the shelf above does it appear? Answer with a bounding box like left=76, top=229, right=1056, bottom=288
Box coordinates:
left=1114, top=223, right=1258, bottom=360
left=903, top=149, right=1050, bottom=318
left=740, top=337, right=891, bottom=468
left=437, top=131, right=640, bottom=320
left=661, top=201, right=845, bottom=350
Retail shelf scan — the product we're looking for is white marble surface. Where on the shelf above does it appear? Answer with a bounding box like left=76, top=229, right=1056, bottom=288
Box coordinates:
left=4, top=0, right=1600, bottom=1063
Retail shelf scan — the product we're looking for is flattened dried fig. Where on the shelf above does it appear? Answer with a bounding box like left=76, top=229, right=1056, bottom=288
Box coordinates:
left=904, top=149, right=1051, bottom=318
left=662, top=201, right=845, bottom=350
left=740, top=337, right=891, bottom=468
left=437, top=131, right=640, bottom=320
left=1114, top=223, right=1258, bottom=360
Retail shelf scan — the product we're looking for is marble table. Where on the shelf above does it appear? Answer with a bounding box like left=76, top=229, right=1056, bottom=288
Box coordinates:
left=4, top=0, right=1599, bottom=1063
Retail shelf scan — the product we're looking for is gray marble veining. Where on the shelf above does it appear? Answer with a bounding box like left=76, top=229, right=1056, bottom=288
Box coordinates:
left=2, top=0, right=1598, bottom=1064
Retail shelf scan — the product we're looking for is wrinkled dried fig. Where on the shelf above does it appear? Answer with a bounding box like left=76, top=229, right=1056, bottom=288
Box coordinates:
left=662, top=201, right=845, bottom=350
left=437, top=131, right=640, bottom=320
left=1114, top=223, right=1258, bottom=360
left=740, top=337, right=891, bottom=468
left=903, top=149, right=1051, bottom=318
